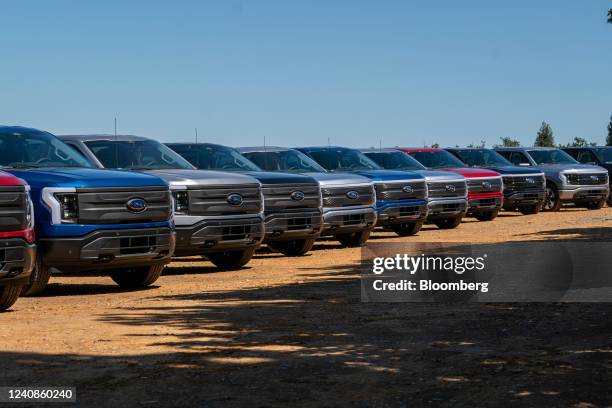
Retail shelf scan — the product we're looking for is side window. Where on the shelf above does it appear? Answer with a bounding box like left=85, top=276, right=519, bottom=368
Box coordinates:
left=576, top=150, right=597, bottom=164
left=65, top=142, right=89, bottom=160
left=510, top=152, right=531, bottom=166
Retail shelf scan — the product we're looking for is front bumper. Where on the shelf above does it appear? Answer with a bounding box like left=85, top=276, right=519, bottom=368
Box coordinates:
left=559, top=185, right=609, bottom=203
left=321, top=206, right=377, bottom=236
left=0, top=238, right=36, bottom=287
left=376, top=200, right=428, bottom=226
left=39, top=227, right=175, bottom=273
left=174, top=216, right=264, bottom=256
left=264, top=209, right=323, bottom=242
left=426, top=198, right=467, bottom=221
left=467, top=193, right=503, bottom=212
left=503, top=189, right=545, bottom=208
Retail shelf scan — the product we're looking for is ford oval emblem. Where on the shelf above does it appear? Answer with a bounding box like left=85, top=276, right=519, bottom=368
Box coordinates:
left=482, top=181, right=492, bottom=189
left=227, top=193, right=243, bottom=205
left=526, top=177, right=535, bottom=184
left=402, top=185, right=414, bottom=194
left=590, top=175, right=599, bottom=181
left=346, top=190, right=360, bottom=200
left=445, top=184, right=456, bottom=192
left=291, top=191, right=305, bottom=201
left=126, top=198, right=147, bottom=213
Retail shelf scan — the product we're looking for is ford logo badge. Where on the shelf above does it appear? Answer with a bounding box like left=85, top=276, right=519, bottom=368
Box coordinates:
left=590, top=175, right=599, bottom=181
left=526, top=177, right=535, bottom=184
left=291, top=191, right=305, bottom=201
left=346, top=190, right=360, bottom=200
left=227, top=193, right=243, bottom=205
left=402, top=185, right=414, bottom=194
left=445, top=185, right=456, bottom=192
left=482, top=181, right=492, bottom=189
left=126, top=198, right=147, bottom=213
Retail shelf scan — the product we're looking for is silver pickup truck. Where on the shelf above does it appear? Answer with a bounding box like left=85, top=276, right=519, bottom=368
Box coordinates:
left=60, top=135, right=266, bottom=269
left=238, top=147, right=377, bottom=246
left=495, top=147, right=609, bottom=211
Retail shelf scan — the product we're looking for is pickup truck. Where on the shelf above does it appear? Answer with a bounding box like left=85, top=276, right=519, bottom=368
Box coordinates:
left=60, top=135, right=265, bottom=269
left=401, top=148, right=503, bottom=221
left=446, top=148, right=546, bottom=214
left=165, top=143, right=323, bottom=256
left=237, top=147, right=376, bottom=246
left=295, top=147, right=428, bottom=236
left=562, top=146, right=612, bottom=206
left=495, top=147, right=609, bottom=211
left=0, top=171, right=36, bottom=310
left=0, top=126, right=175, bottom=295
left=360, top=148, right=467, bottom=229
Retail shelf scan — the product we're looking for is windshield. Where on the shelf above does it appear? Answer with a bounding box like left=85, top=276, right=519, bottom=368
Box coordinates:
left=452, top=149, right=512, bottom=167
left=241, top=150, right=327, bottom=173
left=594, top=148, right=612, bottom=164
left=304, top=148, right=382, bottom=171
left=527, top=149, right=578, bottom=165
left=0, top=130, right=93, bottom=168
left=85, top=140, right=194, bottom=170
left=363, top=151, right=426, bottom=171
left=407, top=150, right=466, bottom=169
left=166, top=144, right=261, bottom=172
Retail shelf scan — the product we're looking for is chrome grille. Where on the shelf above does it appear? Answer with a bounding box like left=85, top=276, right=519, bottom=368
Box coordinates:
left=375, top=181, right=427, bottom=200
left=466, top=177, right=503, bottom=194
left=0, top=186, right=28, bottom=232
left=502, top=175, right=546, bottom=191
left=188, top=184, right=262, bottom=216
left=565, top=173, right=608, bottom=185
left=321, top=185, right=374, bottom=207
left=77, top=186, right=172, bottom=224
left=262, top=183, right=321, bottom=213
left=427, top=181, right=467, bottom=198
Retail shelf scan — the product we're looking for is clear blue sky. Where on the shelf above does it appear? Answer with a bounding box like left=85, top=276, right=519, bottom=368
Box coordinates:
left=1, top=1, right=611, bottom=147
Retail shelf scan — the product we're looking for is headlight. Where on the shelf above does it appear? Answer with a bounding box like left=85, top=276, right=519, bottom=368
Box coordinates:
left=54, top=193, right=79, bottom=223
left=172, top=191, right=189, bottom=215
left=564, top=173, right=579, bottom=185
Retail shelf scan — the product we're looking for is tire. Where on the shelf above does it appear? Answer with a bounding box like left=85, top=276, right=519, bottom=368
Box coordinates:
left=335, top=230, right=371, bottom=247
left=268, top=238, right=316, bottom=256
left=207, top=247, right=256, bottom=269
left=21, top=254, right=51, bottom=297
left=434, top=216, right=463, bottom=229
left=474, top=210, right=499, bottom=221
left=0, top=285, right=22, bottom=311
left=110, top=263, right=165, bottom=289
left=390, top=221, right=423, bottom=237
left=585, top=198, right=606, bottom=210
left=543, top=184, right=561, bottom=212
left=518, top=203, right=542, bottom=215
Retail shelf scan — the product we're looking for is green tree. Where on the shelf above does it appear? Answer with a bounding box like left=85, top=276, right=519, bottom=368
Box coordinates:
left=608, top=8, right=612, bottom=23
left=569, top=137, right=589, bottom=147
left=497, top=137, right=521, bottom=147
left=534, top=121, right=555, bottom=147
left=607, top=115, right=612, bottom=146
left=430, top=142, right=440, bottom=148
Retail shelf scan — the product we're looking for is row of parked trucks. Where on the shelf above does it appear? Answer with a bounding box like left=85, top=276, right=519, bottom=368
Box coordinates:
left=0, top=125, right=609, bottom=311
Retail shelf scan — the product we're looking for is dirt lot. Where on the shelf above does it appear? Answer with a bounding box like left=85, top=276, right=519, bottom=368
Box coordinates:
left=1, top=208, right=611, bottom=407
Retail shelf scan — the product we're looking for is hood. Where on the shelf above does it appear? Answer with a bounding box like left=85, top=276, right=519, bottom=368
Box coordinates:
left=346, top=169, right=424, bottom=182
left=143, top=169, right=260, bottom=188
left=412, top=170, right=466, bottom=182
left=6, top=167, right=168, bottom=189
left=0, top=171, right=27, bottom=187
left=302, top=172, right=373, bottom=187
left=436, top=167, right=501, bottom=178
left=534, top=163, right=608, bottom=174
left=474, top=165, right=544, bottom=176
left=242, top=171, right=319, bottom=185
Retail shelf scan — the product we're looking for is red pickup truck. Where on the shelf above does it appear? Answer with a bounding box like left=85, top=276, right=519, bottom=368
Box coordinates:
left=400, top=148, right=503, bottom=221
left=0, top=171, right=36, bottom=311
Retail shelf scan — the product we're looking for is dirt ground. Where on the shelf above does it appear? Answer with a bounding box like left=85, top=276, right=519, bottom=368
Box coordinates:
left=1, top=207, right=611, bottom=407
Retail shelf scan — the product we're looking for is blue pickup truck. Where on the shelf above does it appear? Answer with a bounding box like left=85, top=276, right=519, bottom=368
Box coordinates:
left=0, top=126, right=175, bottom=295
left=296, top=147, right=428, bottom=236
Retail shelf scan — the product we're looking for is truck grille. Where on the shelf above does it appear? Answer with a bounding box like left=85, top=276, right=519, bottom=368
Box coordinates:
left=262, top=183, right=321, bottom=213
left=466, top=177, right=502, bottom=194
left=0, top=186, right=29, bottom=232
left=502, top=174, right=545, bottom=191
left=77, top=186, right=172, bottom=224
left=565, top=173, right=608, bottom=185
left=427, top=181, right=467, bottom=198
left=187, top=184, right=262, bottom=216
left=321, top=185, right=374, bottom=207
left=375, top=181, right=426, bottom=201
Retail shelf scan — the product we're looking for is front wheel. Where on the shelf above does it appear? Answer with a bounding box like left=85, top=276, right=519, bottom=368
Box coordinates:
left=21, top=254, right=51, bottom=297
left=335, top=230, right=371, bottom=247
left=0, top=285, right=22, bottom=311
left=585, top=198, right=606, bottom=210
left=390, top=221, right=423, bottom=237
left=518, top=203, right=542, bottom=215
left=474, top=210, right=499, bottom=221
left=207, top=247, right=256, bottom=269
left=434, top=216, right=463, bottom=229
left=110, top=263, right=165, bottom=289
left=543, top=185, right=561, bottom=211
left=268, top=238, right=316, bottom=256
